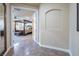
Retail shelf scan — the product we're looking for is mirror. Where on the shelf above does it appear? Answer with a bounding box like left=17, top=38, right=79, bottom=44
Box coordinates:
left=77, top=3, right=79, bottom=31
left=0, top=3, right=6, bottom=55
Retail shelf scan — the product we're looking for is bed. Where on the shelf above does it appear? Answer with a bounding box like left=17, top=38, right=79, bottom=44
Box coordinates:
left=25, top=23, right=32, bottom=34
left=14, top=20, right=32, bottom=35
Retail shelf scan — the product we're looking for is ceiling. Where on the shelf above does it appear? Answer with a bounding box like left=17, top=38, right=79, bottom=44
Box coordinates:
left=11, top=3, right=40, bottom=8
left=23, top=3, right=40, bottom=7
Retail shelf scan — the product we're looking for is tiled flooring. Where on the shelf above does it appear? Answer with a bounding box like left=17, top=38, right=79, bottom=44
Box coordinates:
left=13, top=34, right=69, bottom=56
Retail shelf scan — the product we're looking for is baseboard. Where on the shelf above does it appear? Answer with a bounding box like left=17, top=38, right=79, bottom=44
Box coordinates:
left=39, top=43, right=71, bottom=56
left=3, top=47, right=14, bottom=56
left=33, top=39, right=39, bottom=45
left=68, top=51, right=72, bottom=56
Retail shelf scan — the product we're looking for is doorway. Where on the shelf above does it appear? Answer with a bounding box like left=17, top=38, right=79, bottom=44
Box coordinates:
left=11, top=5, right=39, bottom=55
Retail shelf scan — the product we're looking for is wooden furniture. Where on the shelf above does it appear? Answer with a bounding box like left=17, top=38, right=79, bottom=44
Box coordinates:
left=14, top=20, right=32, bottom=36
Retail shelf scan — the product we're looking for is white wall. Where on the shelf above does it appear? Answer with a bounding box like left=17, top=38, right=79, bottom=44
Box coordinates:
left=69, top=3, right=79, bottom=56
left=11, top=3, right=39, bottom=10
left=39, top=3, right=70, bottom=51
left=32, top=11, right=39, bottom=44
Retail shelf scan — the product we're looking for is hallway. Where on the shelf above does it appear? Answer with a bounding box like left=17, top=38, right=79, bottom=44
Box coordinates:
left=13, top=34, right=69, bottom=56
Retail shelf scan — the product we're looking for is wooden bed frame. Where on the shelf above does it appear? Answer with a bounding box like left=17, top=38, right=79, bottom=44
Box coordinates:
left=14, top=20, right=32, bottom=36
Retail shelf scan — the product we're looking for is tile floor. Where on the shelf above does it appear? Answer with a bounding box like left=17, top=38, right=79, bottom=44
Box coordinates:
left=12, top=34, right=69, bottom=56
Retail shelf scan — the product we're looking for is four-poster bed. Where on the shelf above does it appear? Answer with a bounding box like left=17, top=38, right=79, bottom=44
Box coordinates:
left=14, top=20, right=32, bottom=35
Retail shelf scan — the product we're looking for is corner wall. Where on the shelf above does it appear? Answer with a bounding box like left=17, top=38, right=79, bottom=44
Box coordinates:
left=69, top=3, right=79, bottom=56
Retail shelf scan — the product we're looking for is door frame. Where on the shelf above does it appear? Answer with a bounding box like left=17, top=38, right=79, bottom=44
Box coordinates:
left=11, top=4, right=39, bottom=47
left=0, top=3, right=7, bottom=56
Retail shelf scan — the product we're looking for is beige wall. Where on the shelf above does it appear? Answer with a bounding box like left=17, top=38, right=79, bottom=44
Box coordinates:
left=0, top=4, right=4, bottom=16
left=11, top=3, right=39, bottom=10
left=69, top=3, right=79, bottom=56
left=39, top=3, right=69, bottom=50
left=6, top=4, right=11, bottom=50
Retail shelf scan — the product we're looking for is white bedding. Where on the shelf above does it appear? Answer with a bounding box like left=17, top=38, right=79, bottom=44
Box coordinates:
left=16, top=23, right=24, bottom=30
left=25, top=23, right=32, bottom=30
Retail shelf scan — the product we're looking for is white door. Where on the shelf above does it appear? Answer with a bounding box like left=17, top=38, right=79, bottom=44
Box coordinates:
left=39, top=4, right=69, bottom=49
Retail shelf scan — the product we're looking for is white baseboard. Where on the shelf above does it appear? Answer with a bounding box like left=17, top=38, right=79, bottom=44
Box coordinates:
left=39, top=43, right=71, bottom=56
left=68, top=51, right=72, bottom=56
left=33, top=39, right=39, bottom=45
left=33, top=39, right=72, bottom=56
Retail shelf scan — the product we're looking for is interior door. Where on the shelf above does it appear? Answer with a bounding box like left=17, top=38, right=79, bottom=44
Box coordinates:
left=0, top=3, right=6, bottom=55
